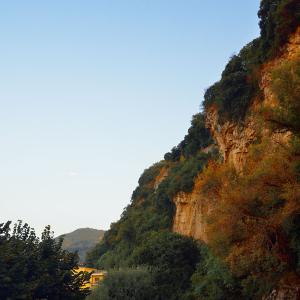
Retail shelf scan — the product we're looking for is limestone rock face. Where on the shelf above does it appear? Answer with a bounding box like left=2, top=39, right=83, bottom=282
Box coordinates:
left=172, top=27, right=300, bottom=242
left=172, top=181, right=212, bottom=242
left=154, top=167, right=168, bottom=190
left=263, top=287, right=300, bottom=300
left=205, top=27, right=300, bottom=173
left=205, top=108, right=256, bottom=172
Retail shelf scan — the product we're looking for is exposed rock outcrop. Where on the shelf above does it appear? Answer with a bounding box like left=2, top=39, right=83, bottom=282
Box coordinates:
left=205, top=27, right=300, bottom=173
left=154, top=167, right=168, bottom=190
left=205, top=108, right=256, bottom=172
left=172, top=27, right=300, bottom=243
left=263, top=287, right=300, bottom=300
left=172, top=189, right=208, bottom=242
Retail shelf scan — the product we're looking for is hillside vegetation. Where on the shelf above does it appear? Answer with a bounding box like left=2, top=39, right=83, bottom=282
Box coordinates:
left=87, top=1, right=300, bottom=299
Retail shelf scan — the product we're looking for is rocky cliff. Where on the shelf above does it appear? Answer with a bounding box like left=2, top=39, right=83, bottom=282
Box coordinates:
left=88, top=3, right=300, bottom=298
left=172, top=27, right=300, bottom=243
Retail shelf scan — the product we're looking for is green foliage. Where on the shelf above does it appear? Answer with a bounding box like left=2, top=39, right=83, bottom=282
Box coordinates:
left=239, top=38, right=262, bottom=68
left=203, top=0, right=300, bottom=123
left=132, top=231, right=200, bottom=300
left=87, top=233, right=200, bottom=300
left=163, top=152, right=210, bottom=197
left=191, top=245, right=241, bottom=300
left=203, top=53, right=257, bottom=122
left=137, top=162, right=163, bottom=186
left=164, top=113, right=212, bottom=161
left=197, top=138, right=300, bottom=299
left=0, top=221, right=90, bottom=300
left=131, top=161, right=165, bottom=202
left=87, top=5, right=300, bottom=299
left=258, top=0, right=300, bottom=60
left=86, top=164, right=174, bottom=269
left=87, top=268, right=154, bottom=300
left=87, top=150, right=211, bottom=270
left=283, top=213, right=300, bottom=273
left=267, top=57, right=300, bottom=133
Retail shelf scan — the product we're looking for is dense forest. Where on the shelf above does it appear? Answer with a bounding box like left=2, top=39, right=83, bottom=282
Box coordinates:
left=86, top=0, right=300, bottom=299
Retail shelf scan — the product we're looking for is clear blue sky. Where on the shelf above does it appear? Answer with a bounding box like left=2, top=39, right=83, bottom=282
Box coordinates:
left=0, top=1, right=260, bottom=236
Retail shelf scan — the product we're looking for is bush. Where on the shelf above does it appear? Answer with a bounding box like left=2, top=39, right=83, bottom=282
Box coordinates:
left=283, top=213, right=300, bottom=273
left=162, top=152, right=210, bottom=197
left=86, top=268, right=154, bottom=300
left=164, top=113, right=212, bottom=161
left=137, top=162, right=165, bottom=187
left=258, top=0, right=300, bottom=60
left=191, top=245, right=241, bottom=300
left=266, top=56, right=300, bottom=133
left=87, top=150, right=211, bottom=271
left=203, top=0, right=300, bottom=123
left=203, top=54, right=256, bottom=122
left=132, top=231, right=200, bottom=300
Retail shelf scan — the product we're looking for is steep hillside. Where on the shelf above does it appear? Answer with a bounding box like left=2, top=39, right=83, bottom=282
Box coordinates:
left=87, top=1, right=300, bottom=299
left=57, top=228, right=104, bottom=263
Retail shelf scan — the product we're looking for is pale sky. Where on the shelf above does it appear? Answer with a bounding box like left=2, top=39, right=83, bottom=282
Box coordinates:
left=0, top=1, right=260, bottom=236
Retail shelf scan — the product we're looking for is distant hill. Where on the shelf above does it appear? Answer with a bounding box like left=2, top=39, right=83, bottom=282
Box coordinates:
left=57, top=228, right=105, bottom=263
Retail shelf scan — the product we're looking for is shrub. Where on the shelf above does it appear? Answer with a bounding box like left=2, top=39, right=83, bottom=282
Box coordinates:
left=132, top=231, right=200, bottom=300
left=191, top=245, right=241, bottom=300
left=164, top=113, right=212, bottom=162
left=283, top=213, right=300, bottom=273
left=258, top=0, right=300, bottom=60
left=86, top=268, right=154, bottom=300
left=203, top=0, right=300, bottom=123
left=162, top=152, right=210, bottom=197
left=87, top=151, right=211, bottom=271
left=203, top=54, right=256, bottom=122
left=266, top=56, right=300, bottom=133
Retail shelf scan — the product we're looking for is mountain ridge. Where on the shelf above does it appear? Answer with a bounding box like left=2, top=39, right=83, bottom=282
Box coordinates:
left=57, top=227, right=105, bottom=263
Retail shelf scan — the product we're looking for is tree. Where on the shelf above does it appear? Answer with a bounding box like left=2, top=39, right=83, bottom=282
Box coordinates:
left=258, top=0, right=300, bottom=59
left=191, top=245, right=241, bottom=300
left=0, top=221, right=90, bottom=300
left=266, top=57, right=300, bottom=133
left=164, top=113, right=212, bottom=161
left=203, top=54, right=255, bottom=122
left=87, top=268, right=154, bottom=300
left=132, top=231, right=200, bottom=300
